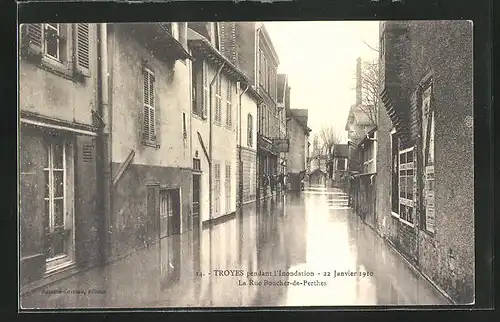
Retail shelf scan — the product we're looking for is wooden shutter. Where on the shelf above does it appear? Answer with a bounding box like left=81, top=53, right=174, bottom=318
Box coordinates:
left=202, top=61, right=208, bottom=119
left=409, top=89, right=420, bottom=143
left=142, top=68, right=156, bottom=144
left=24, top=23, right=44, bottom=56
left=149, top=72, right=156, bottom=143
left=74, top=23, right=91, bottom=77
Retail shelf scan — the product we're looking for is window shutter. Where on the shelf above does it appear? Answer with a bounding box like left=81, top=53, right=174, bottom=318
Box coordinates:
left=24, top=23, right=44, bottom=56
left=202, top=61, right=208, bottom=119
left=149, top=73, right=156, bottom=144
left=74, top=23, right=91, bottom=77
left=143, top=69, right=150, bottom=142
left=409, top=89, right=420, bottom=143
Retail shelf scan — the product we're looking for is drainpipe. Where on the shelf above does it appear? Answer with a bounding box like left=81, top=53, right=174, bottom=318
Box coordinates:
left=97, top=23, right=111, bottom=265
left=209, top=62, right=225, bottom=221
left=238, top=83, right=249, bottom=208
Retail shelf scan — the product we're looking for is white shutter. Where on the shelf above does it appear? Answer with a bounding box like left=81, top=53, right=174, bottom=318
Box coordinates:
left=23, top=23, right=44, bottom=56
left=143, top=68, right=156, bottom=143
left=74, top=23, right=91, bottom=77
left=202, top=61, right=208, bottom=119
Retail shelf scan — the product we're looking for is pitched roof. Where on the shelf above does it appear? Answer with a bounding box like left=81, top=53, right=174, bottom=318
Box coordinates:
left=333, top=144, right=349, bottom=158
left=345, top=104, right=375, bottom=130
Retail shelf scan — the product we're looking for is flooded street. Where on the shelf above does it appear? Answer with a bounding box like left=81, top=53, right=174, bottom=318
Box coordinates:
left=22, top=187, right=450, bottom=308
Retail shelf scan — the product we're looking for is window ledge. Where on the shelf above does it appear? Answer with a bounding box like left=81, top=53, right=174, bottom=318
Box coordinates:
left=399, top=218, right=415, bottom=228
left=391, top=211, right=400, bottom=218
left=192, top=113, right=207, bottom=122
left=38, top=57, right=80, bottom=82
left=143, top=141, right=160, bottom=149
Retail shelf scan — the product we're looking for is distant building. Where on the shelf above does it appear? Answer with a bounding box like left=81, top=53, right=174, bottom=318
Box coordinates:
left=377, top=21, right=473, bottom=304
left=332, top=144, right=349, bottom=188
left=287, top=109, right=311, bottom=191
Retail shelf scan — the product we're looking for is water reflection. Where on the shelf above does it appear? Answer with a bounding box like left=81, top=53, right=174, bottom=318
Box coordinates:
left=21, top=191, right=449, bottom=309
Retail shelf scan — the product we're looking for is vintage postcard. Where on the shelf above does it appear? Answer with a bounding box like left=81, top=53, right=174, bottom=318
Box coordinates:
left=18, top=20, right=474, bottom=309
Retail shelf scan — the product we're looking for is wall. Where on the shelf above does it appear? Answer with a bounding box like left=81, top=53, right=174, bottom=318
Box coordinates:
left=237, top=89, right=258, bottom=204
left=19, top=23, right=100, bottom=287
left=234, top=22, right=257, bottom=84
left=19, top=23, right=99, bottom=127
left=108, top=24, right=192, bottom=260
left=287, top=117, right=306, bottom=173
left=375, top=98, right=399, bottom=243
left=409, top=21, right=474, bottom=304
left=379, top=20, right=474, bottom=304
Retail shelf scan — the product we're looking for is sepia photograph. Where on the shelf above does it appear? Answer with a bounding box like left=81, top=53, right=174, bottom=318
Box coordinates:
left=18, top=20, right=474, bottom=309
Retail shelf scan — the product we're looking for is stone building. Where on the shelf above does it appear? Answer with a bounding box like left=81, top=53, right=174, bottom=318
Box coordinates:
left=19, top=23, right=101, bottom=290
left=188, top=22, right=251, bottom=225
left=286, top=109, right=311, bottom=191
left=218, top=22, right=281, bottom=200
left=218, top=22, right=263, bottom=206
left=376, top=20, right=473, bottom=304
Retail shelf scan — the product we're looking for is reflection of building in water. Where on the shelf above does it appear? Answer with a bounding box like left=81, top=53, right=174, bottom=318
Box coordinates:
left=159, top=235, right=181, bottom=290
left=288, top=199, right=307, bottom=266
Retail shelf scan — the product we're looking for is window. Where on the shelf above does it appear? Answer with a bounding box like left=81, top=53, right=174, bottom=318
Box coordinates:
left=226, top=79, right=232, bottom=128
left=192, top=59, right=208, bottom=119
left=143, top=67, right=156, bottom=145
left=225, top=163, right=231, bottom=213
left=214, top=162, right=221, bottom=216
left=193, top=158, right=201, bottom=171
left=247, top=113, right=253, bottom=147
left=421, top=83, right=435, bottom=233
left=363, top=140, right=375, bottom=173
left=45, top=23, right=60, bottom=60
left=214, top=73, right=222, bottom=124
left=399, top=147, right=415, bottom=226
left=182, top=112, right=187, bottom=139
left=22, top=23, right=90, bottom=78
left=380, top=33, right=385, bottom=61
left=44, top=138, right=75, bottom=271
left=258, top=49, right=263, bottom=87
left=249, top=162, right=255, bottom=196
left=338, top=158, right=346, bottom=170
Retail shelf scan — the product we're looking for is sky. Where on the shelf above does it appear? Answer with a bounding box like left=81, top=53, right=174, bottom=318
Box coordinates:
left=264, top=21, right=379, bottom=143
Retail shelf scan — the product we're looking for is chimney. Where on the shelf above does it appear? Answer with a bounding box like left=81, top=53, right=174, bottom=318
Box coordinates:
left=356, top=57, right=362, bottom=105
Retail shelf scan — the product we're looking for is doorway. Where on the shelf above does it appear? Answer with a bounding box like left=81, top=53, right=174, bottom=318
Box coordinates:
left=159, top=188, right=181, bottom=238
left=192, top=174, right=201, bottom=231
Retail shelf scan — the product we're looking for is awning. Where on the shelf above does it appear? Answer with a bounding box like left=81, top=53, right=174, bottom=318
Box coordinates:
left=20, top=111, right=98, bottom=136
left=126, top=23, right=192, bottom=61
left=188, top=39, right=250, bottom=83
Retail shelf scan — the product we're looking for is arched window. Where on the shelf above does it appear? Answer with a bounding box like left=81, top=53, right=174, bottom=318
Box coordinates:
left=247, top=113, right=253, bottom=147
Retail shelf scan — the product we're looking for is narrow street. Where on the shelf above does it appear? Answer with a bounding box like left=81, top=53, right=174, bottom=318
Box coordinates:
left=22, top=187, right=450, bottom=308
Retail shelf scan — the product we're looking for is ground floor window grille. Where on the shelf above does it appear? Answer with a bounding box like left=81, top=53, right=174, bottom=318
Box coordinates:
left=399, top=147, right=415, bottom=226
left=249, top=163, right=255, bottom=195
left=225, top=163, right=231, bottom=213
left=214, top=162, right=221, bottom=216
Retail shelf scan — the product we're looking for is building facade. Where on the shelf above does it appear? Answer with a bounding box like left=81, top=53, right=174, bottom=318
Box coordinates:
left=377, top=20, right=474, bottom=304
left=218, top=22, right=263, bottom=207
left=19, top=23, right=101, bottom=289
left=105, top=23, right=193, bottom=261
left=188, top=22, right=253, bottom=224
left=286, top=109, right=311, bottom=191
left=220, top=22, right=281, bottom=200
